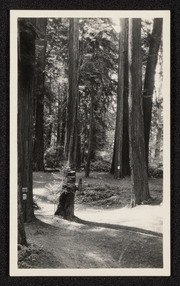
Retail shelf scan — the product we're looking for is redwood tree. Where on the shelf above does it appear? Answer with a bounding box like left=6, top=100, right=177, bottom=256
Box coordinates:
left=143, top=18, right=163, bottom=169
left=18, top=19, right=36, bottom=222
left=111, top=18, right=130, bottom=178
left=128, top=18, right=150, bottom=205
left=33, top=18, right=47, bottom=171
left=55, top=18, right=79, bottom=220
left=65, top=18, right=79, bottom=169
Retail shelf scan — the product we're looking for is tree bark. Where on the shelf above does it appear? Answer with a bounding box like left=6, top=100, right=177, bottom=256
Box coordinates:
left=55, top=170, right=76, bottom=220
left=111, top=19, right=130, bottom=178
left=18, top=40, right=27, bottom=244
left=18, top=19, right=36, bottom=222
left=55, top=19, right=79, bottom=220
left=143, top=18, right=163, bottom=169
left=65, top=18, right=79, bottom=169
left=33, top=19, right=47, bottom=171
left=128, top=18, right=150, bottom=206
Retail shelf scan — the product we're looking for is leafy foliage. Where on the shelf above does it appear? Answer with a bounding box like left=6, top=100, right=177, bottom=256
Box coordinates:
left=31, top=17, right=163, bottom=173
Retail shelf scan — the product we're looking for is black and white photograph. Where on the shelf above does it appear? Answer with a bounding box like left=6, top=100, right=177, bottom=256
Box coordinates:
left=10, top=10, right=170, bottom=276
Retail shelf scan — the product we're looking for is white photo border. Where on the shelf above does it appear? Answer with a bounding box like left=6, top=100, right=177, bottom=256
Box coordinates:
left=10, top=10, right=170, bottom=276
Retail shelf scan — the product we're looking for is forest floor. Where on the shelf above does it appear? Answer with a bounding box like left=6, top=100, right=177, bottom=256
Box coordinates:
left=18, top=171, right=163, bottom=269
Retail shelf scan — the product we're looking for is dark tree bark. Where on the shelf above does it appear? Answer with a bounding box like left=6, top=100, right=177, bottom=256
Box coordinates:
left=33, top=18, right=47, bottom=171
left=111, top=19, right=130, bottom=178
left=18, top=19, right=36, bottom=222
left=128, top=18, right=150, bottom=206
left=55, top=18, right=79, bottom=220
left=143, top=18, right=163, bottom=169
left=55, top=170, right=76, bottom=220
left=18, top=50, right=27, bottom=244
left=65, top=18, right=79, bottom=169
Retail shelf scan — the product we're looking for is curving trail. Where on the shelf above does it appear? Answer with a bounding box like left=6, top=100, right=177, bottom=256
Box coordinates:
left=24, top=172, right=163, bottom=269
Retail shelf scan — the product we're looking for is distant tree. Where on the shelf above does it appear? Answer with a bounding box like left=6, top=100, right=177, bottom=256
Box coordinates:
left=154, top=97, right=163, bottom=165
left=128, top=18, right=150, bottom=205
left=18, top=19, right=36, bottom=222
left=111, top=18, right=130, bottom=178
left=85, top=85, right=94, bottom=177
left=43, top=18, right=69, bottom=167
left=143, top=18, right=163, bottom=169
left=33, top=18, right=47, bottom=171
left=79, top=18, right=118, bottom=176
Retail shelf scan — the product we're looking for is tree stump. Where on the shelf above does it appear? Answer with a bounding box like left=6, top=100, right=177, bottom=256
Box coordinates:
left=54, top=169, right=76, bottom=220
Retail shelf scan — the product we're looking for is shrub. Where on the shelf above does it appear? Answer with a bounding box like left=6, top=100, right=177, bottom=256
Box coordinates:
left=44, top=145, right=64, bottom=168
left=148, top=167, right=163, bottom=178
left=90, top=159, right=111, bottom=172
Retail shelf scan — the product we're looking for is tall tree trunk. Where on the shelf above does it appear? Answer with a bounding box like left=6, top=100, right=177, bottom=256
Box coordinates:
left=33, top=19, right=47, bottom=171
left=18, top=50, right=27, bottom=244
left=18, top=19, right=36, bottom=222
left=143, top=18, right=163, bottom=169
left=55, top=18, right=79, bottom=220
left=128, top=18, right=150, bottom=206
left=111, top=19, right=130, bottom=178
left=65, top=18, right=79, bottom=169
left=85, top=92, right=94, bottom=178
left=122, top=19, right=130, bottom=176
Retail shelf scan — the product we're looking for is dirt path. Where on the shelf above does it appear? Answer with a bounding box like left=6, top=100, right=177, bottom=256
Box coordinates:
left=25, top=213, right=163, bottom=269
left=19, top=172, right=163, bottom=269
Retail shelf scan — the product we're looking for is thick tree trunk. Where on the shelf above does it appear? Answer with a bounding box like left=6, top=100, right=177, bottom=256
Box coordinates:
left=18, top=52, right=27, bottom=244
left=33, top=19, right=47, bottom=171
left=18, top=19, right=35, bottom=222
left=122, top=19, right=130, bottom=176
left=55, top=170, right=76, bottom=220
left=111, top=19, right=130, bottom=178
left=65, top=18, right=79, bottom=169
left=143, top=18, right=163, bottom=169
left=18, top=184, right=27, bottom=245
left=55, top=19, right=79, bottom=220
left=128, top=18, right=150, bottom=206
left=85, top=93, right=93, bottom=178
